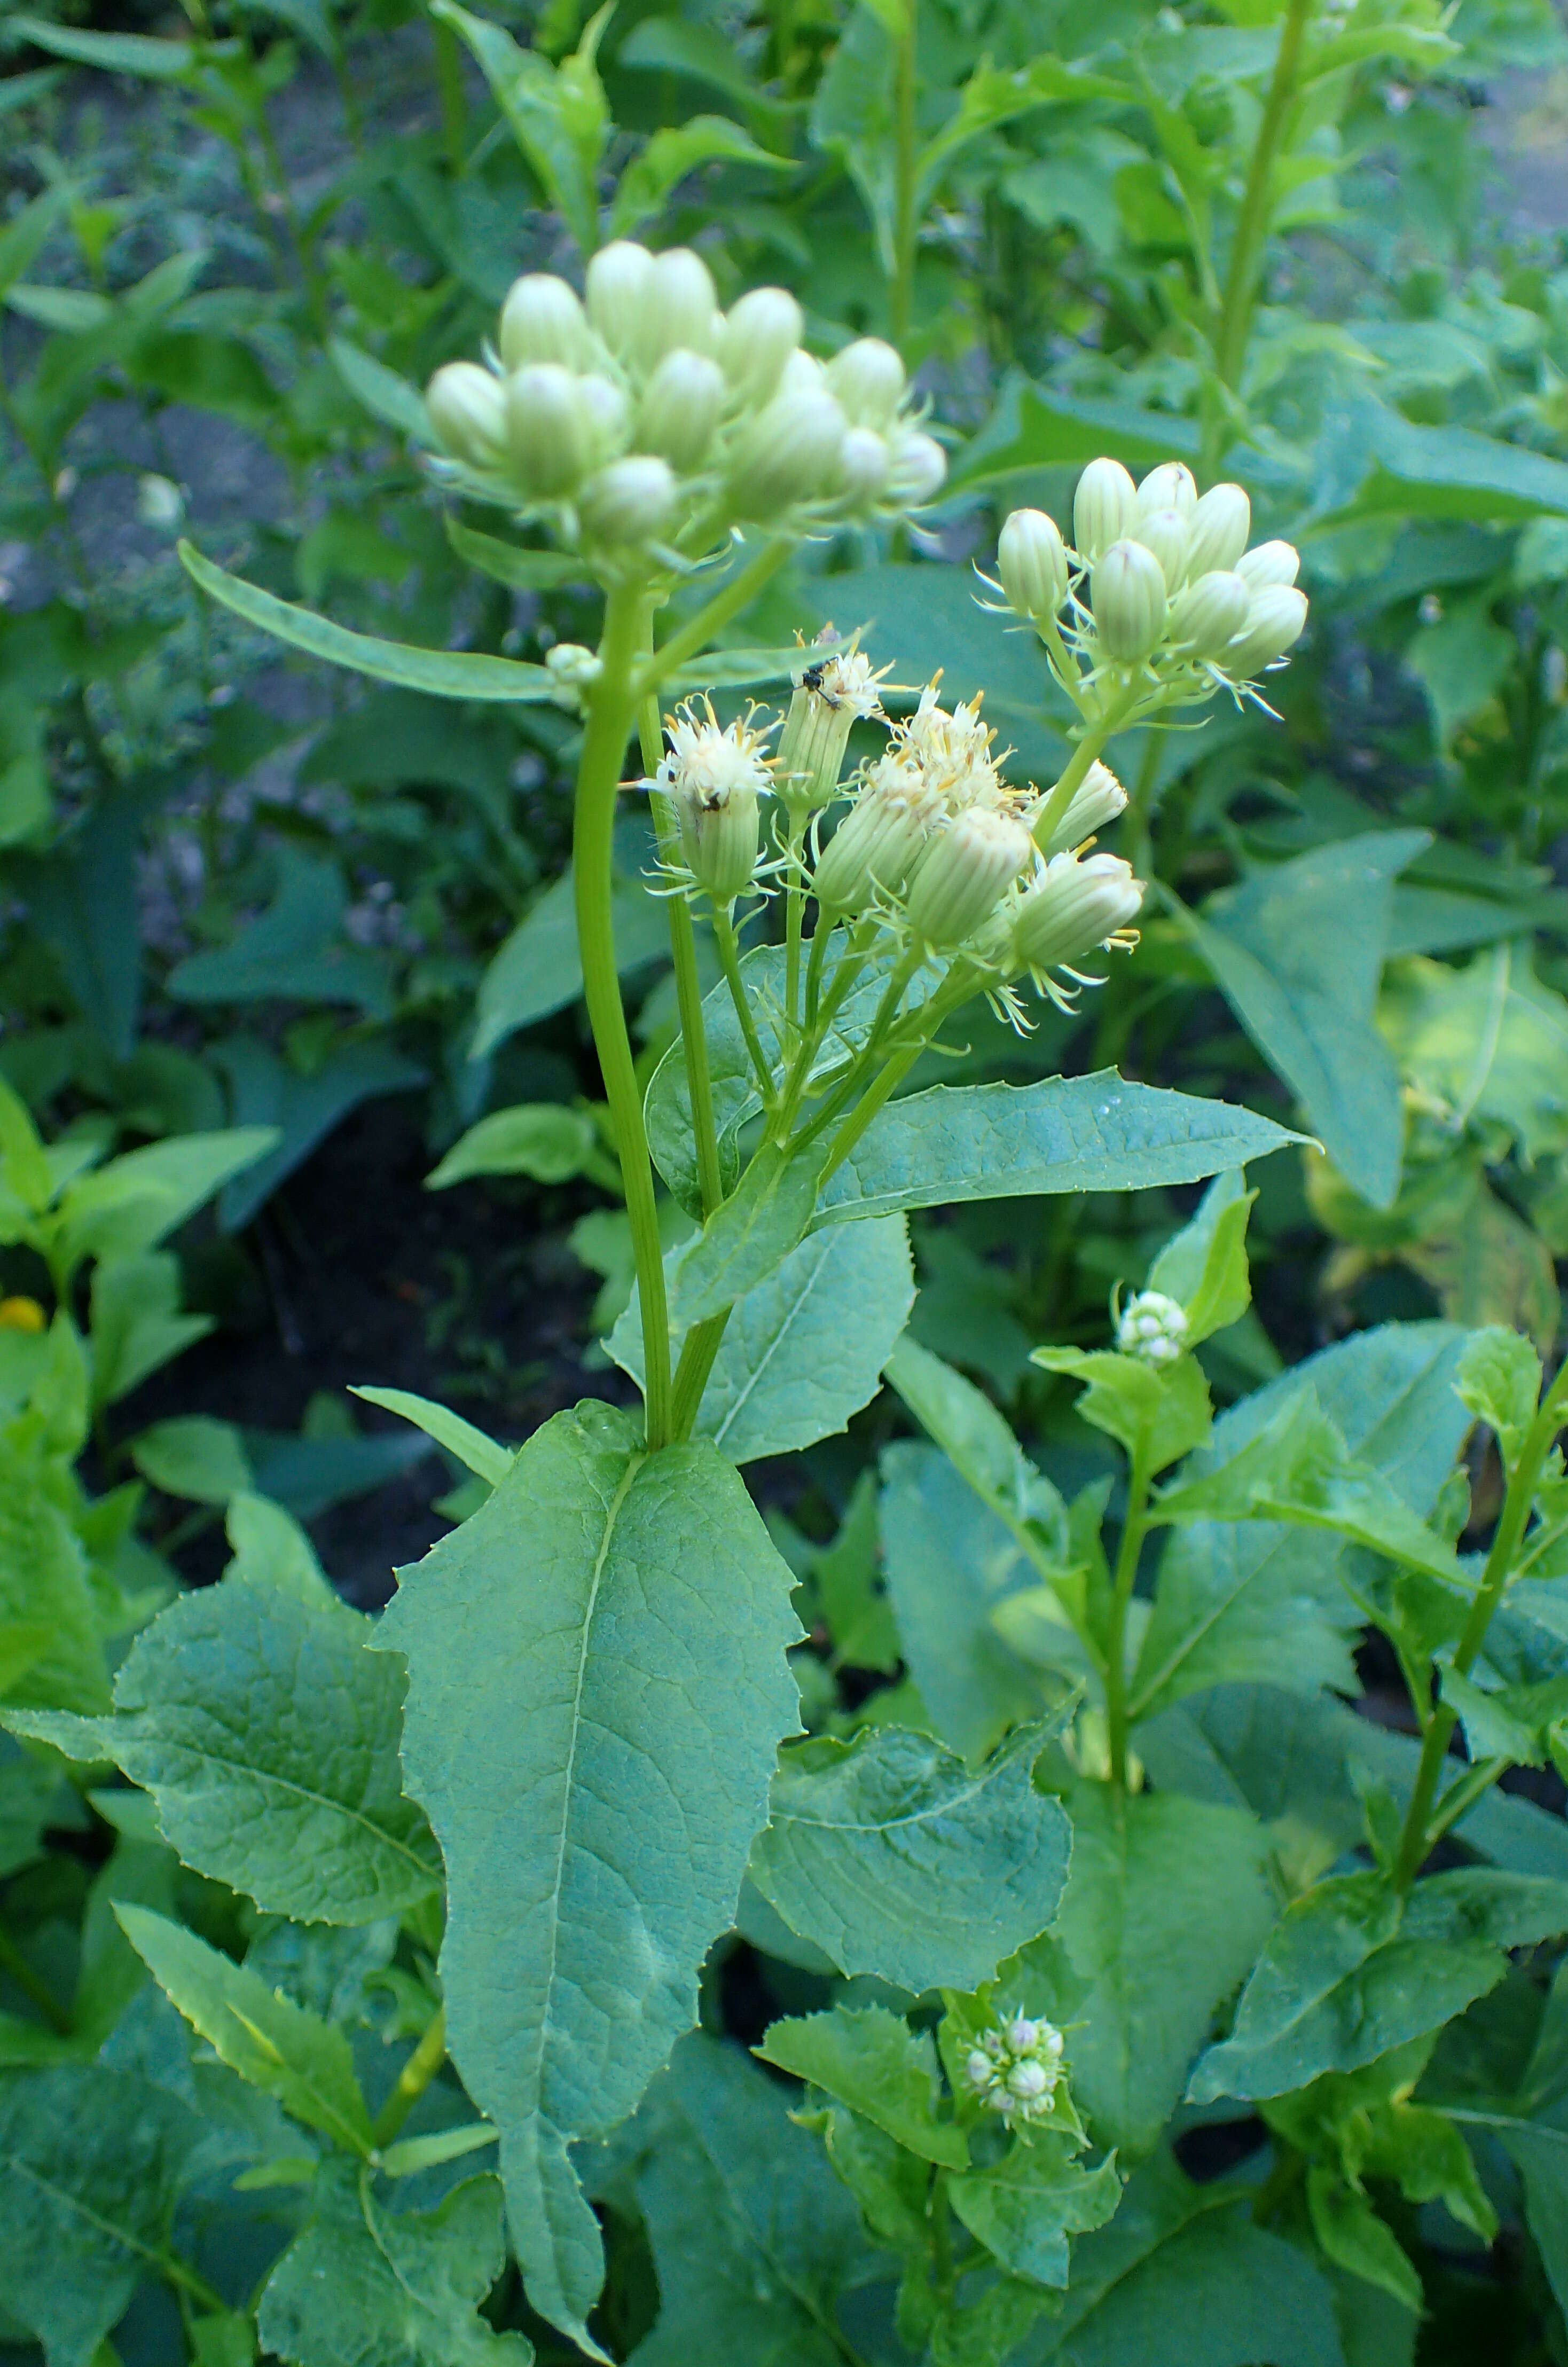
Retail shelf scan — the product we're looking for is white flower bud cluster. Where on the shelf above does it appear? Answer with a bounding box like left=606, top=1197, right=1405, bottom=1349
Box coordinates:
left=425, top=246, right=946, bottom=568
left=1116, top=1288, right=1189, bottom=1367
left=963, top=2012, right=1067, bottom=2126
left=987, top=461, right=1307, bottom=706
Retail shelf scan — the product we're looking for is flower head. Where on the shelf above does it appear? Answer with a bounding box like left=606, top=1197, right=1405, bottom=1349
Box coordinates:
left=652, top=699, right=776, bottom=903
left=962, top=2009, right=1069, bottom=2125
left=1116, top=1288, right=1189, bottom=1367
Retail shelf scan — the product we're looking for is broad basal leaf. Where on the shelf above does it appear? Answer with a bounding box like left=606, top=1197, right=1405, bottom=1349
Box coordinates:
left=757, top=2004, right=968, bottom=2166
left=1130, top=1323, right=1469, bottom=1724
left=0, top=2063, right=200, bottom=2367
left=1190, top=1868, right=1568, bottom=2104
left=116, top=1907, right=374, bottom=2154
left=1033, top=2152, right=1346, bottom=2367
left=626, top=2032, right=875, bottom=2367
left=1017, top=1786, right=1274, bottom=2157
left=10, top=1502, right=441, bottom=1923
left=258, top=2160, right=531, bottom=2367
left=373, top=1401, right=801, bottom=2352
left=749, top=1722, right=1070, bottom=1993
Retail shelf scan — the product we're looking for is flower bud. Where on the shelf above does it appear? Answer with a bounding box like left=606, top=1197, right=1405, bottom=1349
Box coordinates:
left=1005, top=2015, right=1040, bottom=2052
left=633, top=248, right=720, bottom=372
left=965, top=2049, right=994, bottom=2091
left=775, top=641, right=887, bottom=814
left=1185, top=482, right=1250, bottom=577
left=1225, top=584, right=1307, bottom=677
left=1006, top=2059, right=1051, bottom=2103
left=1135, top=461, right=1197, bottom=521
left=1236, top=538, right=1299, bottom=591
left=905, top=807, right=1033, bottom=948
left=1169, top=568, right=1250, bottom=659
left=505, top=363, right=590, bottom=497
left=1134, top=505, right=1190, bottom=591
left=1091, top=538, right=1167, bottom=664
left=831, top=427, right=888, bottom=511
left=585, top=241, right=657, bottom=358
left=426, top=362, right=508, bottom=472
left=720, top=286, right=803, bottom=403
left=579, top=455, right=678, bottom=546
left=811, top=759, right=939, bottom=913
left=498, top=273, right=592, bottom=371
left=1073, top=457, right=1135, bottom=561
left=678, top=781, right=761, bottom=901
left=826, top=336, right=905, bottom=428
left=657, top=702, right=774, bottom=902
left=1116, top=1287, right=1188, bottom=1367
left=544, top=641, right=602, bottom=710
left=1013, top=849, right=1143, bottom=973
left=637, top=349, right=727, bottom=472
left=884, top=425, right=946, bottom=508
left=728, top=386, right=848, bottom=518
left=998, top=508, right=1068, bottom=622
left=576, top=373, right=631, bottom=465
left=1038, top=760, right=1127, bottom=856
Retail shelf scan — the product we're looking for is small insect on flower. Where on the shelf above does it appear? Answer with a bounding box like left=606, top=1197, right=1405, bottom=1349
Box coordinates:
left=650, top=698, right=777, bottom=904
left=776, top=631, right=894, bottom=817
left=1116, top=1288, right=1189, bottom=1368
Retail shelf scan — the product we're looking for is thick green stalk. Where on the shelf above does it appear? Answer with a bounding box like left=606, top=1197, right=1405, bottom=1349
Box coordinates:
left=577, top=586, right=674, bottom=1448
left=372, top=2006, right=448, bottom=2149
left=1391, top=1359, right=1568, bottom=1890
left=1206, top=0, right=1312, bottom=470
left=1031, top=689, right=1138, bottom=853
left=639, top=684, right=724, bottom=1221
left=1105, top=1452, right=1151, bottom=1791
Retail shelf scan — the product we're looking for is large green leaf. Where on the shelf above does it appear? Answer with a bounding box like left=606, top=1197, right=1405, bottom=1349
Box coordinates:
left=117, top=1906, right=375, bottom=2153
left=258, top=2161, right=531, bottom=2367
left=1189, top=1869, right=1568, bottom=2104
left=749, top=1722, right=1070, bottom=1992
left=373, top=1400, right=801, bottom=2352
left=1032, top=2153, right=1346, bottom=2367
left=668, top=1141, right=825, bottom=1326
left=756, top=2004, right=968, bottom=2166
left=53, top=1125, right=279, bottom=1274
left=948, top=2131, right=1122, bottom=2291
left=879, top=1439, right=1044, bottom=1758
left=10, top=1499, right=441, bottom=1922
left=0, top=2063, right=200, bottom=2367
left=1315, top=398, right=1568, bottom=528
left=949, top=371, right=1202, bottom=492
left=1130, top=1323, right=1469, bottom=1724
left=472, top=864, right=670, bottom=1061
left=816, top=1073, right=1304, bottom=1225
left=0, top=1438, right=109, bottom=1715
left=612, top=1216, right=915, bottom=1463
left=179, top=543, right=556, bottom=703
left=1179, top=833, right=1428, bottom=1209
left=626, top=2032, right=874, bottom=2367
left=1018, top=1786, right=1275, bottom=2157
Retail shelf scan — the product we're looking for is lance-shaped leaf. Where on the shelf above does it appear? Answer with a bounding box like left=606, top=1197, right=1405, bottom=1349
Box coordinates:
left=9, top=1502, right=441, bottom=1923
left=815, top=1073, right=1304, bottom=1225
left=433, top=0, right=608, bottom=258
left=749, top=1722, right=1070, bottom=1993
left=757, top=2004, right=968, bottom=2166
left=1189, top=1868, right=1568, bottom=2104
left=180, top=543, right=555, bottom=703
left=117, top=1907, right=374, bottom=2152
left=258, top=2161, right=531, bottom=2367
left=372, top=1400, right=800, bottom=2354
left=0, top=2063, right=202, bottom=2367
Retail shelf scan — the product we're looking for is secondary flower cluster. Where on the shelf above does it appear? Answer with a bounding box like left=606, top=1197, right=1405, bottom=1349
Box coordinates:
left=991, top=459, right=1307, bottom=708
left=1116, top=1287, right=1190, bottom=1367
left=424, top=245, right=946, bottom=567
left=963, top=2012, right=1069, bottom=2126
left=648, top=652, right=1146, bottom=1020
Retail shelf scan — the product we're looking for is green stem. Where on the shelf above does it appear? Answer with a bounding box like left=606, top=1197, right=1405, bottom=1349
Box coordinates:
left=804, top=915, right=833, bottom=1031
left=1206, top=0, right=1311, bottom=465
left=1391, top=1359, right=1568, bottom=1891
left=641, top=539, right=793, bottom=695
left=577, top=585, right=675, bottom=1449
left=433, top=13, right=467, bottom=173
left=713, top=907, right=775, bottom=1107
left=0, top=1913, right=70, bottom=2034
left=1105, top=1452, right=1151, bottom=1791
left=1426, top=1756, right=1508, bottom=1851
left=1032, top=696, right=1135, bottom=854
left=890, top=3, right=919, bottom=351
left=785, top=869, right=806, bottom=1051
left=640, top=683, right=724, bottom=1221
left=372, top=2006, right=448, bottom=2149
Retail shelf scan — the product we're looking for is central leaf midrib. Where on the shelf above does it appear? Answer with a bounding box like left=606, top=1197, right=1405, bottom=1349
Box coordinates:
left=534, top=1447, right=646, bottom=2095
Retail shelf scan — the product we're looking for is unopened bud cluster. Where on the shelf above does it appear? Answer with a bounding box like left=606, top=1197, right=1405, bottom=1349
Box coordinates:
left=1116, top=1288, right=1189, bottom=1367
left=963, top=2012, right=1068, bottom=2126
left=990, top=460, right=1307, bottom=707
left=425, top=246, right=946, bottom=568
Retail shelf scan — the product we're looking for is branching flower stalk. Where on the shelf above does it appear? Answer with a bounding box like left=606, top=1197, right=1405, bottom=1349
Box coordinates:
left=426, top=257, right=1308, bottom=1452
